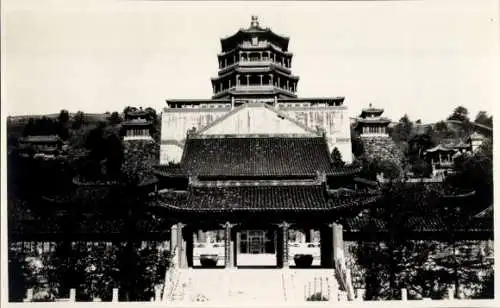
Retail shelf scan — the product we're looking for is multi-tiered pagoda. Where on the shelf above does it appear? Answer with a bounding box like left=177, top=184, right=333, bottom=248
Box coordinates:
left=161, top=16, right=352, bottom=165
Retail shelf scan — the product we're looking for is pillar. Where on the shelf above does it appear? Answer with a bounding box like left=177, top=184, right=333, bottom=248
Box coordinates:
left=222, top=222, right=236, bottom=268
left=177, top=223, right=188, bottom=268
left=170, top=224, right=178, bottom=252
left=286, top=80, right=289, bottom=91
left=197, top=230, right=204, bottom=243
left=236, top=74, right=240, bottom=86
left=246, top=75, right=250, bottom=86
left=279, top=222, right=290, bottom=268
left=320, top=225, right=333, bottom=268
left=401, top=288, right=407, bottom=301
left=310, top=229, right=315, bottom=242
left=112, top=288, right=119, bottom=303
left=332, top=222, right=344, bottom=262
left=259, top=75, right=263, bottom=85
left=269, top=74, right=273, bottom=86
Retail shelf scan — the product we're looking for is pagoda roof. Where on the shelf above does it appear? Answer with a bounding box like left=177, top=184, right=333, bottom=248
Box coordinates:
left=424, top=144, right=458, bottom=154
left=154, top=184, right=379, bottom=212
left=155, top=135, right=360, bottom=179
left=356, top=117, right=391, bottom=124
left=213, top=66, right=300, bottom=80
left=221, top=17, right=290, bottom=52
left=19, top=135, right=61, bottom=144
left=121, top=120, right=153, bottom=127
left=360, top=104, right=384, bottom=118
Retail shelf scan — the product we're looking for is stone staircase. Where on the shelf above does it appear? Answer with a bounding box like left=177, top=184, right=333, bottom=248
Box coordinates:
left=226, top=269, right=285, bottom=303
left=166, top=269, right=287, bottom=303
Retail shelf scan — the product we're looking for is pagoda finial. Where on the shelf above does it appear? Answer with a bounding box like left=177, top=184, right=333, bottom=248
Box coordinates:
left=251, top=15, right=259, bottom=28
left=369, top=103, right=373, bottom=108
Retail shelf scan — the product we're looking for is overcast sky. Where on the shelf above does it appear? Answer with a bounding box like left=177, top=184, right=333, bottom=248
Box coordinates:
left=2, top=0, right=498, bottom=123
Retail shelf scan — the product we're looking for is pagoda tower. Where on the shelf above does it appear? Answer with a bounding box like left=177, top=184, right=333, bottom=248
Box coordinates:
left=211, top=16, right=299, bottom=103
left=354, top=103, right=391, bottom=137
left=355, top=103, right=403, bottom=166
left=121, top=107, right=154, bottom=141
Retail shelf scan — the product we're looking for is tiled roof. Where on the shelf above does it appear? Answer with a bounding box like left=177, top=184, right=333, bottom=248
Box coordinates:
left=345, top=215, right=492, bottom=233
left=19, top=135, right=61, bottom=143
left=154, top=184, right=379, bottom=212
left=157, top=136, right=356, bottom=178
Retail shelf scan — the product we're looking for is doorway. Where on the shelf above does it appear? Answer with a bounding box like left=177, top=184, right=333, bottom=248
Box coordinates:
left=237, top=230, right=277, bottom=266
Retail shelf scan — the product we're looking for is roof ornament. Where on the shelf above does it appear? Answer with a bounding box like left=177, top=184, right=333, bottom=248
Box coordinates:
left=369, top=103, right=373, bottom=108
left=251, top=15, right=259, bottom=28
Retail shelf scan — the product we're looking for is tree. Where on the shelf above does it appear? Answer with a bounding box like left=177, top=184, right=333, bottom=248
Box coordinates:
left=390, top=115, right=414, bottom=157
left=72, top=111, right=85, bottom=130
left=331, top=147, right=345, bottom=167
left=354, top=181, right=442, bottom=300
left=351, top=126, right=364, bottom=158
left=474, top=111, right=493, bottom=128
left=447, top=106, right=470, bottom=123
left=107, top=112, right=122, bottom=125
left=58, top=110, right=70, bottom=140
left=410, top=159, right=432, bottom=178
left=433, top=121, right=455, bottom=141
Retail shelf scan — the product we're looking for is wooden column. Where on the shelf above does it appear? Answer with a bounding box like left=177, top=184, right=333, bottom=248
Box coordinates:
left=246, top=75, right=250, bottom=86
left=177, top=223, right=188, bottom=268
left=279, top=222, right=290, bottom=268
left=197, top=230, right=204, bottom=243
left=259, top=75, right=263, bottom=85
left=170, top=224, right=178, bottom=252
left=221, top=222, right=236, bottom=268
left=320, top=225, right=333, bottom=268
left=331, top=222, right=344, bottom=263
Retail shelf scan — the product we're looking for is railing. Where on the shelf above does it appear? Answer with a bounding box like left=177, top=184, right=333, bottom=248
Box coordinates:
left=162, top=246, right=180, bottom=302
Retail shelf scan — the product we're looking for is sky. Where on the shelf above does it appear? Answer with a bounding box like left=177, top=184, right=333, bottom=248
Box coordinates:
left=2, top=0, right=498, bottom=123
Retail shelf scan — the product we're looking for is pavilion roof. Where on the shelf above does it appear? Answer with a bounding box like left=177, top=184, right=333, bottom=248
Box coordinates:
left=154, top=135, right=360, bottom=179
left=19, top=135, right=61, bottom=144
left=154, top=184, right=379, bottom=212
left=356, top=117, right=391, bottom=125
left=424, top=144, right=458, bottom=154
left=221, top=17, right=290, bottom=51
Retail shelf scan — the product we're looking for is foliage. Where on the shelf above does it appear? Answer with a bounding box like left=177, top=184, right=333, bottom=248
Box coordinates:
left=350, top=126, right=364, bottom=158
left=447, top=138, right=493, bottom=208
left=23, top=117, right=59, bottom=137
left=72, top=111, right=85, bottom=130
left=447, top=106, right=470, bottom=123
left=8, top=248, right=33, bottom=301
left=391, top=114, right=413, bottom=145
left=410, top=159, right=432, bottom=178
left=474, top=111, right=493, bottom=128
left=354, top=181, right=441, bottom=300
left=306, top=292, right=328, bottom=301
left=107, top=112, right=122, bottom=125
left=330, top=147, right=345, bottom=167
